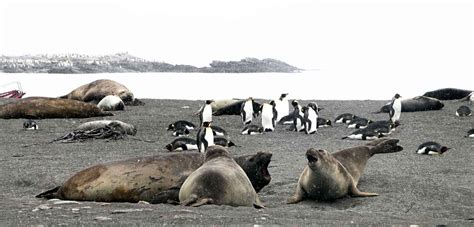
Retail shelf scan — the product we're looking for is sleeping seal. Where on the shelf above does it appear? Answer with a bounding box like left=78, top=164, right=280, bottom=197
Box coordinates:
left=36, top=150, right=272, bottom=203
left=59, top=79, right=143, bottom=105
left=75, top=120, right=137, bottom=136
left=374, top=96, right=444, bottom=113
left=0, top=97, right=113, bottom=119
left=179, top=146, right=264, bottom=208
left=423, top=88, right=472, bottom=100
left=287, top=138, right=403, bottom=203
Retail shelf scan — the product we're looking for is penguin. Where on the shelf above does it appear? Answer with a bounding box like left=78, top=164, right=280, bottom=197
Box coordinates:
left=199, top=100, right=214, bottom=126
left=365, top=120, right=399, bottom=136
left=347, top=117, right=372, bottom=129
left=167, top=120, right=196, bottom=131
left=334, top=113, right=358, bottom=124
left=210, top=125, right=228, bottom=137
left=214, top=136, right=236, bottom=147
left=261, top=101, right=277, bottom=132
left=274, top=93, right=289, bottom=122
left=196, top=121, right=214, bottom=153
left=23, top=119, right=38, bottom=130
left=241, top=97, right=255, bottom=125
left=456, top=105, right=472, bottom=117
left=172, top=128, right=190, bottom=137
left=303, top=102, right=319, bottom=134
left=290, top=100, right=305, bottom=132
left=164, top=137, right=198, bottom=151
left=389, top=94, right=402, bottom=124
left=342, top=128, right=384, bottom=140
left=416, top=141, right=450, bottom=155
left=465, top=128, right=474, bottom=138
left=241, top=124, right=264, bottom=135
left=317, top=117, right=332, bottom=128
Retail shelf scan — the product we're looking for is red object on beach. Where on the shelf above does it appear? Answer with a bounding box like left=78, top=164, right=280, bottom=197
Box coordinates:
left=0, top=90, right=25, bottom=98
left=0, top=82, right=25, bottom=98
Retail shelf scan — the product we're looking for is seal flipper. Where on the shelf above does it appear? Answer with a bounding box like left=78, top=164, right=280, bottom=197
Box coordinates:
left=348, top=178, right=378, bottom=197
left=286, top=183, right=306, bottom=204
left=149, top=188, right=181, bottom=204
left=36, top=186, right=60, bottom=199
left=253, top=197, right=264, bottom=209
left=180, top=195, right=214, bottom=207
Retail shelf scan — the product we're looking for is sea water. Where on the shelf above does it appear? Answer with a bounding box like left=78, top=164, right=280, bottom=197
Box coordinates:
left=0, top=71, right=471, bottom=101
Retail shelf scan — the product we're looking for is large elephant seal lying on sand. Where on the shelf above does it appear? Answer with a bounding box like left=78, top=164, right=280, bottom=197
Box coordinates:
left=423, top=88, right=472, bottom=100
left=374, top=96, right=444, bottom=113
left=287, top=138, right=403, bottom=203
left=0, top=97, right=113, bottom=119
left=179, top=146, right=264, bottom=208
left=36, top=151, right=272, bottom=203
left=60, top=79, right=143, bottom=105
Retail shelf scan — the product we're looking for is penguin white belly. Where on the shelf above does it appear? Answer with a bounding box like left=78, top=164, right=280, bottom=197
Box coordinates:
left=275, top=99, right=289, bottom=122
left=202, top=105, right=212, bottom=123
left=204, top=128, right=214, bottom=146
left=416, top=147, right=427, bottom=154
left=348, top=134, right=363, bottom=140
left=243, top=101, right=254, bottom=124
left=296, top=118, right=304, bottom=131
left=186, top=144, right=198, bottom=150
left=392, top=100, right=402, bottom=122
left=469, top=134, right=474, bottom=138
left=307, top=110, right=318, bottom=134
left=262, top=105, right=274, bottom=131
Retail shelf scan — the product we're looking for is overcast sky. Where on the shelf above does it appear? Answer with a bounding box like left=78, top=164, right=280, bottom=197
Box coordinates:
left=0, top=0, right=472, bottom=82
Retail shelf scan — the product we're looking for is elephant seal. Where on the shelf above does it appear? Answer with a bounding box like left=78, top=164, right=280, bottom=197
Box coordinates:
left=287, top=138, right=403, bottom=203
left=0, top=97, right=113, bottom=119
left=36, top=150, right=272, bottom=203
left=212, top=99, right=262, bottom=116
left=97, top=95, right=125, bottom=111
left=179, top=146, right=264, bottom=208
left=59, top=79, right=143, bottom=105
left=374, top=96, right=444, bottom=113
left=423, top=88, right=472, bottom=100
left=75, top=120, right=137, bottom=136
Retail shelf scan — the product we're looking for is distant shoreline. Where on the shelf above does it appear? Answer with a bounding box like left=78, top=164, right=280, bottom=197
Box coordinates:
left=0, top=53, right=301, bottom=74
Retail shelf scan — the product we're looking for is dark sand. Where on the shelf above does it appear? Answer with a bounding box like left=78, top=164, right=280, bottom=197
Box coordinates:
left=0, top=98, right=472, bottom=225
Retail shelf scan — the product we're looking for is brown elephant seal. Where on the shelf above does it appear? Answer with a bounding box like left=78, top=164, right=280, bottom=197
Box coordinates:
left=0, top=97, right=113, bottom=119
left=60, top=79, right=143, bottom=105
left=287, top=138, right=403, bottom=203
left=36, top=150, right=272, bottom=204
left=179, top=146, right=264, bottom=208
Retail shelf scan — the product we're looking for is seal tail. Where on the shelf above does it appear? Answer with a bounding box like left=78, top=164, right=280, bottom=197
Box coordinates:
left=35, top=186, right=60, bottom=199
left=366, top=138, right=403, bottom=155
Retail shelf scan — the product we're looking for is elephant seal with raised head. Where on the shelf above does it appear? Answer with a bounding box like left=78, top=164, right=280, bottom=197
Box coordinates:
left=287, top=138, right=403, bottom=203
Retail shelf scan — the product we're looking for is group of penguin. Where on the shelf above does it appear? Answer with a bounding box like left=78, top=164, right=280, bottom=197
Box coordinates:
left=164, top=92, right=472, bottom=156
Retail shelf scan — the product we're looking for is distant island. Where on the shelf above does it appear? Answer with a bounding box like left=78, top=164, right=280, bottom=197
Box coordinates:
left=0, top=53, right=300, bottom=73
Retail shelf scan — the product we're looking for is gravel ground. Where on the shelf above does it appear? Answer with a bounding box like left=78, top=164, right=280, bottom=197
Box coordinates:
left=0, top=98, right=473, bottom=225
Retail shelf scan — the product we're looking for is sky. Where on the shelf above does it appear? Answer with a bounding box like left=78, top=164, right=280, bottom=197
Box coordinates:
left=0, top=0, right=472, bottom=89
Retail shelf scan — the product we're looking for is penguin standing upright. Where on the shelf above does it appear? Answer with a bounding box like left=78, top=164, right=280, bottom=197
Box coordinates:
left=200, top=100, right=214, bottom=126
left=389, top=94, right=402, bottom=124
left=261, top=101, right=277, bottom=132
left=197, top=122, right=214, bottom=153
left=303, top=102, right=319, bottom=134
left=240, top=97, right=255, bottom=125
left=292, top=100, right=305, bottom=132
left=274, top=93, right=289, bottom=122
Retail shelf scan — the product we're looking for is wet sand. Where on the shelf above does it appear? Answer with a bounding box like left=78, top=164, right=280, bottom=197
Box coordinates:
left=0, top=98, right=473, bottom=225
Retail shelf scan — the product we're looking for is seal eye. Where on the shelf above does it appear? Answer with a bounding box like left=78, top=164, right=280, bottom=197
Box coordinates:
left=318, top=149, right=325, bottom=153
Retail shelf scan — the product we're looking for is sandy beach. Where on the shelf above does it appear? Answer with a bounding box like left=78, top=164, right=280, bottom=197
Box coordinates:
left=0, top=98, right=472, bottom=225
